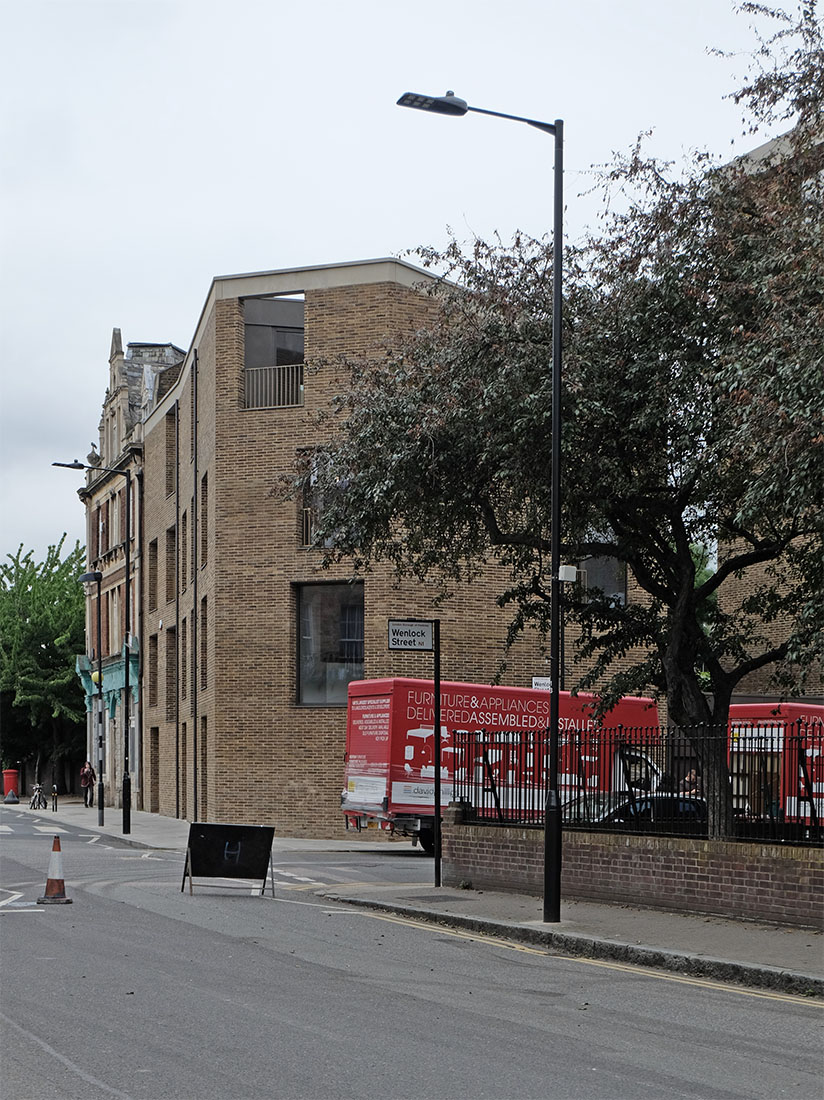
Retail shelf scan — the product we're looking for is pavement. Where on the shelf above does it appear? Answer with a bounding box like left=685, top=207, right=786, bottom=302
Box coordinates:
left=7, top=794, right=823, bottom=998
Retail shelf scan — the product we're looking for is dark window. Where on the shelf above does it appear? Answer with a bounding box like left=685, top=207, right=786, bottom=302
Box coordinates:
left=90, top=505, right=99, bottom=560
left=190, top=379, right=195, bottom=462
left=165, top=526, right=176, bottom=604
left=180, top=512, right=188, bottom=592
left=148, top=634, right=158, bottom=707
left=200, top=474, right=208, bottom=565
left=244, top=298, right=305, bottom=409
left=180, top=722, right=187, bottom=821
left=200, top=595, right=208, bottom=689
left=148, top=539, right=158, bottom=612
left=180, top=617, right=188, bottom=701
left=297, top=582, right=364, bottom=705
left=244, top=324, right=304, bottom=368
left=199, top=715, right=208, bottom=820
left=300, top=451, right=347, bottom=548
left=580, top=556, right=627, bottom=606
left=166, top=625, right=177, bottom=721
left=165, top=408, right=176, bottom=497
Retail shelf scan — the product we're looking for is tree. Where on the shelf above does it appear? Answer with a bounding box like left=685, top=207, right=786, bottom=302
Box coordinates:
left=292, top=5, right=823, bottom=835
left=0, top=538, right=87, bottom=783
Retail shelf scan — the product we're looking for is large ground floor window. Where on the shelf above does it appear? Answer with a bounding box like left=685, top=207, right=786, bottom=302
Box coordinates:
left=297, top=582, right=364, bottom=704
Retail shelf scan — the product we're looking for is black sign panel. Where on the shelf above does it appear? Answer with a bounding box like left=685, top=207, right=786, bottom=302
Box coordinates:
left=182, top=822, right=275, bottom=895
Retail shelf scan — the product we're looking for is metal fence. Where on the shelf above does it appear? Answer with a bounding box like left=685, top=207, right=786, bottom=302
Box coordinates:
left=451, top=720, right=823, bottom=846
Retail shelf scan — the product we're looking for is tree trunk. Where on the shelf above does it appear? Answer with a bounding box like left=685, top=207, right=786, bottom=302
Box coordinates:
left=690, top=727, right=734, bottom=838
left=664, top=643, right=735, bottom=838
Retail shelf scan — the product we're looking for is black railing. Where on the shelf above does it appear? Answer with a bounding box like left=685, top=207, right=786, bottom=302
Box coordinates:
left=451, top=720, right=823, bottom=846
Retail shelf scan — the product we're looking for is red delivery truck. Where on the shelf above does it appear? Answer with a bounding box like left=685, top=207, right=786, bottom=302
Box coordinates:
left=728, top=702, right=823, bottom=825
left=342, top=677, right=658, bottom=851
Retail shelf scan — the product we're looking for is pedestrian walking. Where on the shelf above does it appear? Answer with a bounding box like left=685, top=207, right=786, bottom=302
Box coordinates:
left=80, top=761, right=96, bottom=807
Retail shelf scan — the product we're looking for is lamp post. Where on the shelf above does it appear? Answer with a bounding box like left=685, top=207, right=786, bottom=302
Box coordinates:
left=79, top=570, right=104, bottom=825
left=397, top=90, right=565, bottom=922
left=55, top=460, right=132, bottom=834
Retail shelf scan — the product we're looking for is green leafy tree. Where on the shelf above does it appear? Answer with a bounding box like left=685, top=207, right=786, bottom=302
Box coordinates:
left=294, top=5, right=823, bottom=835
left=0, top=538, right=86, bottom=783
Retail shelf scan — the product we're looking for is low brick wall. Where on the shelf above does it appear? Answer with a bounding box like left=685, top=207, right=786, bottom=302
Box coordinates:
left=441, top=812, right=824, bottom=928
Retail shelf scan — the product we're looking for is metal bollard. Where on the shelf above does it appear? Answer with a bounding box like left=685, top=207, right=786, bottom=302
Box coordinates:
left=51, top=786, right=58, bottom=812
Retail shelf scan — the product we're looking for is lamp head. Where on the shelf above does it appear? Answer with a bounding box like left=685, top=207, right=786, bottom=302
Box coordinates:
left=397, top=90, right=468, bottom=117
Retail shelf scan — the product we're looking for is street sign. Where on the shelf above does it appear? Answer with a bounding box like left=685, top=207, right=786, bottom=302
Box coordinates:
left=387, top=616, right=443, bottom=887
left=388, top=619, right=434, bottom=651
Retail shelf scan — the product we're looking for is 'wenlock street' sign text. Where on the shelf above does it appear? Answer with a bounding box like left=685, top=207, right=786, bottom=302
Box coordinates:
left=388, top=620, right=434, bottom=651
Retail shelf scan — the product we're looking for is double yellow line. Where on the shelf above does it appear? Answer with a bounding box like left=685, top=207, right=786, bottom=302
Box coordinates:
left=361, top=908, right=824, bottom=1007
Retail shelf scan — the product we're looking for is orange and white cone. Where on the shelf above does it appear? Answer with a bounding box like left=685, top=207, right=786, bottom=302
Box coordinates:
left=37, top=835, right=72, bottom=905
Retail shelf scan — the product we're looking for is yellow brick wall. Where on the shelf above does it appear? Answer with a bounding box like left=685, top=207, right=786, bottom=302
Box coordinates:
left=141, top=278, right=575, bottom=835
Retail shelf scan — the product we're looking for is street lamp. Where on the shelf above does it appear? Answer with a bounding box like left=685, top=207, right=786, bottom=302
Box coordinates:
left=55, top=460, right=132, bottom=834
left=79, top=570, right=105, bottom=825
left=397, top=90, right=565, bottom=922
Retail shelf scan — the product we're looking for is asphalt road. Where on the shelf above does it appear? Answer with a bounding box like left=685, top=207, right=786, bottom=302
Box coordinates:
left=1, top=810, right=821, bottom=1100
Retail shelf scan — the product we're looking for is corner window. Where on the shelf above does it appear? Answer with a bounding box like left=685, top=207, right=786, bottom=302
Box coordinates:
left=297, top=582, right=364, bottom=705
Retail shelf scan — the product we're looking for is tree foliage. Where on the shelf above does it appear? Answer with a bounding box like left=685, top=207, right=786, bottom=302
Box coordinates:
left=292, top=5, right=823, bottom=831
left=0, top=538, right=86, bottom=771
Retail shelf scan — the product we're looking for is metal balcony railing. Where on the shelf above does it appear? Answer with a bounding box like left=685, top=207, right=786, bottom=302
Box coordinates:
left=245, top=364, right=304, bottom=409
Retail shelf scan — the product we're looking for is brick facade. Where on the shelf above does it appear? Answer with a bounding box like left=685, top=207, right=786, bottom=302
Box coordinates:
left=137, top=260, right=560, bottom=836
left=717, top=540, right=823, bottom=700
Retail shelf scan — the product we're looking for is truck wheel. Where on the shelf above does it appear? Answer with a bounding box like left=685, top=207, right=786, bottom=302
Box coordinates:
left=418, top=828, right=435, bottom=855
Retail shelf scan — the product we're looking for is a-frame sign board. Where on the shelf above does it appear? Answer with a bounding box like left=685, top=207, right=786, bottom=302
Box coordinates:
left=181, top=822, right=276, bottom=896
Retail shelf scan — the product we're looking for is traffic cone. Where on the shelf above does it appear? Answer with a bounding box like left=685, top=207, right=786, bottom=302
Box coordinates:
left=37, top=836, right=72, bottom=905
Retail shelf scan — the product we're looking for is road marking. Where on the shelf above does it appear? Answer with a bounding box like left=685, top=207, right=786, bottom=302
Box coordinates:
left=0, top=825, right=12, bottom=832
left=33, top=825, right=67, bottom=833
left=79, top=834, right=101, bottom=844
left=0, top=1010, right=132, bottom=1097
left=278, top=882, right=331, bottom=891
left=273, top=870, right=324, bottom=883
left=0, top=891, right=23, bottom=907
left=355, top=911, right=823, bottom=1007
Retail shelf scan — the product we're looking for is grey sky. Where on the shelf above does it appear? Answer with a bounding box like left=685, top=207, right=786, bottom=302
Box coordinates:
left=0, top=0, right=790, bottom=563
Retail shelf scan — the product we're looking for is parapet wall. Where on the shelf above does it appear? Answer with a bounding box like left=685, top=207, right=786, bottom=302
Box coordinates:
left=441, top=808, right=823, bottom=928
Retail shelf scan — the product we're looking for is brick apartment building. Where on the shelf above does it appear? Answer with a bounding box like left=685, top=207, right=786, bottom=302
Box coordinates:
left=116, top=258, right=556, bottom=836
left=75, top=253, right=817, bottom=837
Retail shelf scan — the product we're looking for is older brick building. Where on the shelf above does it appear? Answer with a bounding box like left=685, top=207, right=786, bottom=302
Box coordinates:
left=134, top=258, right=554, bottom=836
left=75, top=332, right=185, bottom=813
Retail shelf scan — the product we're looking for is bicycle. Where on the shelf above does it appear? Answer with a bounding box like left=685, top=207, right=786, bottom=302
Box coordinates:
left=29, top=783, right=48, bottom=811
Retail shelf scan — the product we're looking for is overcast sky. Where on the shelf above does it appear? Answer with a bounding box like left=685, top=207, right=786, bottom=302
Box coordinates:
left=0, top=0, right=793, bottom=564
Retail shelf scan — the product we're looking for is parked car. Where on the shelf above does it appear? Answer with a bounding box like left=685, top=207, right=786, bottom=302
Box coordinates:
left=565, top=792, right=708, bottom=833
